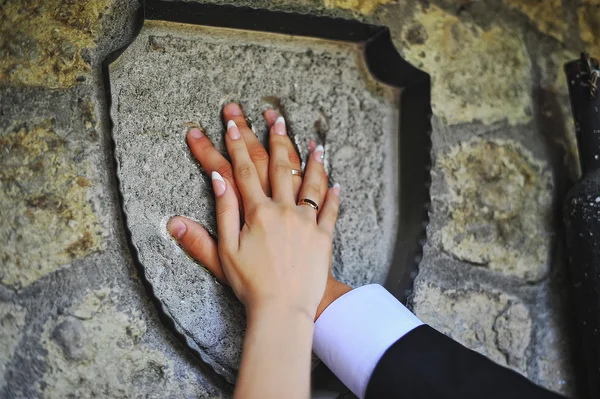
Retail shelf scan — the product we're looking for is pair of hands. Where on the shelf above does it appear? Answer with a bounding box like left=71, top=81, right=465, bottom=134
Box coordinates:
left=167, top=103, right=350, bottom=320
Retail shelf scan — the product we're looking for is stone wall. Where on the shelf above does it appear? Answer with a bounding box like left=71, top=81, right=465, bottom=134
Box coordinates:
left=2, top=0, right=595, bottom=397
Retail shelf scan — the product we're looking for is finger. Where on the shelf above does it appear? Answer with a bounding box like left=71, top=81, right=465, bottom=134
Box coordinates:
left=268, top=116, right=294, bottom=204
left=186, top=128, right=242, bottom=205
left=223, top=103, right=270, bottom=195
left=167, top=216, right=228, bottom=283
left=297, top=144, right=327, bottom=219
left=308, top=139, right=317, bottom=153
left=318, top=184, right=341, bottom=235
left=212, top=171, right=240, bottom=253
left=225, top=120, right=267, bottom=211
left=264, top=109, right=303, bottom=199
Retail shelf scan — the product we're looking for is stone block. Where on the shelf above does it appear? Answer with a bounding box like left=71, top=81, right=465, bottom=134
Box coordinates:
left=504, top=0, right=569, bottom=42
left=322, top=0, right=392, bottom=15
left=110, top=20, right=398, bottom=380
left=41, top=289, right=224, bottom=399
left=0, top=119, right=105, bottom=288
left=437, top=138, right=553, bottom=281
left=400, top=5, right=532, bottom=126
left=412, top=282, right=532, bottom=374
left=0, top=302, right=26, bottom=392
left=0, top=0, right=111, bottom=88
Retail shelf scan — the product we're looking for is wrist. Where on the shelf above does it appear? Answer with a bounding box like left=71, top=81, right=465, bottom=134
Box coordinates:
left=247, top=300, right=316, bottom=326
left=315, top=278, right=352, bottom=321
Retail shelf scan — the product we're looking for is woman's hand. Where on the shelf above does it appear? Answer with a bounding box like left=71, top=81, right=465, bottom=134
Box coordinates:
left=167, top=103, right=349, bottom=318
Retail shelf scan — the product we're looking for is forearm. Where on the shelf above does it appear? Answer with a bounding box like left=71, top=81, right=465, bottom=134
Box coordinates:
left=235, top=305, right=315, bottom=399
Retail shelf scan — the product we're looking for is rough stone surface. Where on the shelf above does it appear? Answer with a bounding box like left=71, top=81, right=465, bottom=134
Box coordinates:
left=400, top=5, right=532, bottom=126
left=0, top=119, right=106, bottom=288
left=0, top=0, right=111, bottom=88
left=0, top=0, right=585, bottom=397
left=322, top=0, right=392, bottom=15
left=41, top=289, right=225, bottom=399
left=579, top=0, right=600, bottom=57
left=437, top=139, right=553, bottom=281
left=504, top=0, right=569, bottom=42
left=109, top=21, right=397, bottom=381
left=413, top=282, right=532, bottom=374
left=0, top=302, right=26, bottom=392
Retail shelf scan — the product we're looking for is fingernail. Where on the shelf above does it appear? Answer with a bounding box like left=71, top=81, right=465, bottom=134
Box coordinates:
left=188, top=128, right=204, bottom=139
left=333, top=183, right=341, bottom=196
left=225, top=102, right=243, bottom=116
left=273, top=116, right=286, bottom=136
left=314, top=144, right=324, bottom=164
left=211, top=171, right=226, bottom=197
left=227, top=120, right=241, bottom=140
left=167, top=217, right=187, bottom=240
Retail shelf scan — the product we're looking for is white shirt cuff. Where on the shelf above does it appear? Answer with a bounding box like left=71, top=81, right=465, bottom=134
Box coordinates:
left=313, top=284, right=423, bottom=399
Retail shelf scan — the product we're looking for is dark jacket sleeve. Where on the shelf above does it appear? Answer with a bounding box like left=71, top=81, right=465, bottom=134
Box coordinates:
left=365, top=325, right=565, bottom=399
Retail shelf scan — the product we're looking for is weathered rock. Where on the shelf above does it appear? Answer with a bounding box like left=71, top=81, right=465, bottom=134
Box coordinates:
left=437, top=139, right=553, bottom=281
left=504, top=0, right=569, bottom=42
left=578, top=0, right=600, bottom=57
left=537, top=47, right=580, bottom=181
left=0, top=0, right=111, bottom=88
left=51, top=317, right=88, bottom=361
left=0, top=119, right=105, bottom=288
left=533, top=289, right=575, bottom=397
left=109, top=20, right=398, bottom=381
left=0, top=302, right=27, bottom=391
left=41, top=289, right=224, bottom=399
left=322, top=0, right=392, bottom=15
left=400, top=5, right=532, bottom=125
left=412, top=282, right=532, bottom=374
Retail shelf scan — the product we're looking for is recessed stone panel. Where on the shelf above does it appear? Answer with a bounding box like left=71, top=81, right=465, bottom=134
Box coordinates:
left=110, top=20, right=399, bottom=380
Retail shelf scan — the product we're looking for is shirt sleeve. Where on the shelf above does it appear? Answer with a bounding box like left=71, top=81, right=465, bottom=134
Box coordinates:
left=312, top=284, right=423, bottom=399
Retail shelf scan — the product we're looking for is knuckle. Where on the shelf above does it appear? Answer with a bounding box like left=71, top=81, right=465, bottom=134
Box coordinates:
left=250, top=204, right=271, bottom=225
left=288, top=151, right=301, bottom=167
left=236, top=163, right=255, bottom=179
left=215, top=164, right=234, bottom=180
left=216, top=206, right=233, bottom=219
left=249, top=147, right=269, bottom=163
left=187, top=231, right=210, bottom=251
left=272, top=160, right=290, bottom=175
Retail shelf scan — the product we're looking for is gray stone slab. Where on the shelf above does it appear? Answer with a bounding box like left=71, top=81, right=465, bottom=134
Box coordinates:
left=110, top=20, right=398, bottom=380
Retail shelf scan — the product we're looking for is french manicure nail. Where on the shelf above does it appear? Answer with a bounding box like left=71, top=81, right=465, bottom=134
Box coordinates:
left=273, top=116, right=286, bottom=136
left=212, top=171, right=227, bottom=197
left=167, top=217, right=187, bottom=240
left=188, top=128, right=204, bottom=139
left=333, top=183, right=341, bottom=196
left=227, top=120, right=241, bottom=140
left=314, top=144, right=324, bottom=164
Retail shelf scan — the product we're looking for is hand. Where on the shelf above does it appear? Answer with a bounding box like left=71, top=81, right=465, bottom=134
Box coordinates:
left=168, top=103, right=350, bottom=318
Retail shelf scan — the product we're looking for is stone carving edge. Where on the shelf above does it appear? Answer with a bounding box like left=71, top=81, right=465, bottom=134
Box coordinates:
left=101, top=0, right=432, bottom=385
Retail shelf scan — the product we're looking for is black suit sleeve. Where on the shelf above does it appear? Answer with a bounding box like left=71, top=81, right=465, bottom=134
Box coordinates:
left=365, top=325, right=565, bottom=399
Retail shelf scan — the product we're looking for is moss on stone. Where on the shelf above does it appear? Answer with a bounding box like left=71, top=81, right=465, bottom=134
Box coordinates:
left=438, top=139, right=553, bottom=281
left=400, top=5, right=532, bottom=125
left=0, top=120, right=104, bottom=288
left=322, top=0, right=392, bottom=15
left=504, top=0, right=569, bottom=42
left=579, top=0, right=600, bottom=57
left=0, top=0, right=110, bottom=88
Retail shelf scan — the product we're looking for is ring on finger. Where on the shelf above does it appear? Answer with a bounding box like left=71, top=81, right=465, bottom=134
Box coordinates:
left=298, top=198, right=319, bottom=212
left=291, top=168, right=303, bottom=177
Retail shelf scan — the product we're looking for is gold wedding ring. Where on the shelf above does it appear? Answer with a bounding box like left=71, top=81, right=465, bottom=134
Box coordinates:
left=291, top=169, right=303, bottom=177
left=298, top=198, right=319, bottom=212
